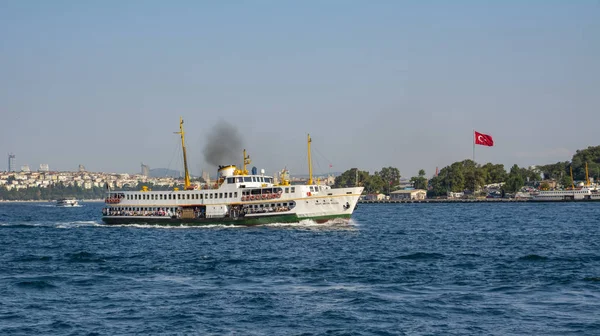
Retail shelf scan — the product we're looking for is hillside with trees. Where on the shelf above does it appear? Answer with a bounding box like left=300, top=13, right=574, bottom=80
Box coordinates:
left=0, top=182, right=180, bottom=201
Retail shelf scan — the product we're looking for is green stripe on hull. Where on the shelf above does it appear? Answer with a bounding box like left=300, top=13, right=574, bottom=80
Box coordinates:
left=101, top=213, right=352, bottom=226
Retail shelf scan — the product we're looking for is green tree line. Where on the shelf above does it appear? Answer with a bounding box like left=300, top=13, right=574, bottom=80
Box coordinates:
left=0, top=182, right=179, bottom=201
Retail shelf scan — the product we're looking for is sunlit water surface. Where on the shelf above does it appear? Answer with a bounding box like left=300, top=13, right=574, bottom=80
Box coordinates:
left=1, top=202, right=599, bottom=335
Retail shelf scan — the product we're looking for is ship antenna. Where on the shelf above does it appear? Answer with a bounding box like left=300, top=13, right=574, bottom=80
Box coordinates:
left=175, top=117, right=191, bottom=189
left=307, top=134, right=313, bottom=185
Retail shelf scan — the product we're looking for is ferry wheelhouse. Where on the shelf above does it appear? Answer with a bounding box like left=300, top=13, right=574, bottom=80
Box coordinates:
left=101, top=118, right=363, bottom=226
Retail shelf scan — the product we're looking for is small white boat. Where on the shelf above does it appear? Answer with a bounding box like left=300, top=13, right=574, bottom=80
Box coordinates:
left=57, top=198, right=79, bottom=207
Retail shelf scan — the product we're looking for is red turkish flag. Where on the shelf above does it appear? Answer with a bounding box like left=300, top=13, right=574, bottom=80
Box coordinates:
left=474, top=131, right=494, bottom=146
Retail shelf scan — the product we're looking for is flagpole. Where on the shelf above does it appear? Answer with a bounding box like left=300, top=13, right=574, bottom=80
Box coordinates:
left=472, top=129, right=476, bottom=193
left=472, top=129, right=475, bottom=163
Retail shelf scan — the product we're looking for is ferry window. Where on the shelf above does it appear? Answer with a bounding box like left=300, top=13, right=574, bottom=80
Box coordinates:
left=200, top=194, right=203, bottom=199
left=244, top=177, right=251, bottom=182
left=227, top=177, right=234, bottom=184
left=234, top=192, right=238, bottom=198
left=260, top=177, right=264, bottom=182
left=291, top=187, right=295, bottom=193
left=285, top=187, right=289, bottom=193
left=229, top=192, right=232, bottom=198
left=237, top=177, right=243, bottom=183
left=210, top=193, right=213, bottom=199
left=283, top=203, right=288, bottom=206
left=310, top=186, right=314, bottom=192
left=177, top=194, right=180, bottom=200
left=187, top=194, right=190, bottom=200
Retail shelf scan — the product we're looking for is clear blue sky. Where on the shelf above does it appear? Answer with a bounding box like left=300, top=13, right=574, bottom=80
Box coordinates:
left=1, top=1, right=598, bottom=178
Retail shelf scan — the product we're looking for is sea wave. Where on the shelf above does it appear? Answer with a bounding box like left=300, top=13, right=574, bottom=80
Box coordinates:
left=396, top=252, right=445, bottom=260
left=11, top=255, right=52, bottom=262
left=518, top=254, right=549, bottom=261
left=15, top=280, right=57, bottom=290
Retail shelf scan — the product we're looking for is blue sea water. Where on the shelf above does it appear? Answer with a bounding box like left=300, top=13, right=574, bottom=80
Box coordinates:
left=0, top=202, right=599, bottom=335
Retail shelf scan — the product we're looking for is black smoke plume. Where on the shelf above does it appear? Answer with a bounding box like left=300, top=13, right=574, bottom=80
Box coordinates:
left=202, top=120, right=243, bottom=167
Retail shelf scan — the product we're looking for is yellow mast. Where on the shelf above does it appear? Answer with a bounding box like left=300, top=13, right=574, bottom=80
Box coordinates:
left=307, top=134, right=313, bottom=185
left=586, top=162, right=590, bottom=186
left=175, top=117, right=191, bottom=189
left=243, top=149, right=251, bottom=175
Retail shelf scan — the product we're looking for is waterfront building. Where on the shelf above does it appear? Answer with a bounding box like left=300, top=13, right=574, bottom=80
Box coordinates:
left=202, top=171, right=210, bottom=184
left=390, top=189, right=427, bottom=200
left=8, top=153, right=15, bottom=172
left=141, top=163, right=150, bottom=177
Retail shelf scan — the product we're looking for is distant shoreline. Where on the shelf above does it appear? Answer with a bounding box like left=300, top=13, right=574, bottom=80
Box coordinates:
left=359, top=198, right=600, bottom=204
left=0, top=199, right=104, bottom=203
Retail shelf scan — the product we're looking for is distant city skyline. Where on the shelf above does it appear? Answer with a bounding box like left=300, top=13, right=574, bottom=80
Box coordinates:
left=1, top=2, right=598, bottom=177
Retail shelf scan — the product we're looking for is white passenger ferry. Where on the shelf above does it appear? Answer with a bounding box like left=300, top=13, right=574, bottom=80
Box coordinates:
left=532, top=164, right=600, bottom=201
left=531, top=187, right=600, bottom=201
left=101, top=118, right=363, bottom=226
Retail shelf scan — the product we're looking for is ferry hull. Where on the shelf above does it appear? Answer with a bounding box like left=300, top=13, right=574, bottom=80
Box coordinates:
left=101, top=213, right=352, bottom=226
